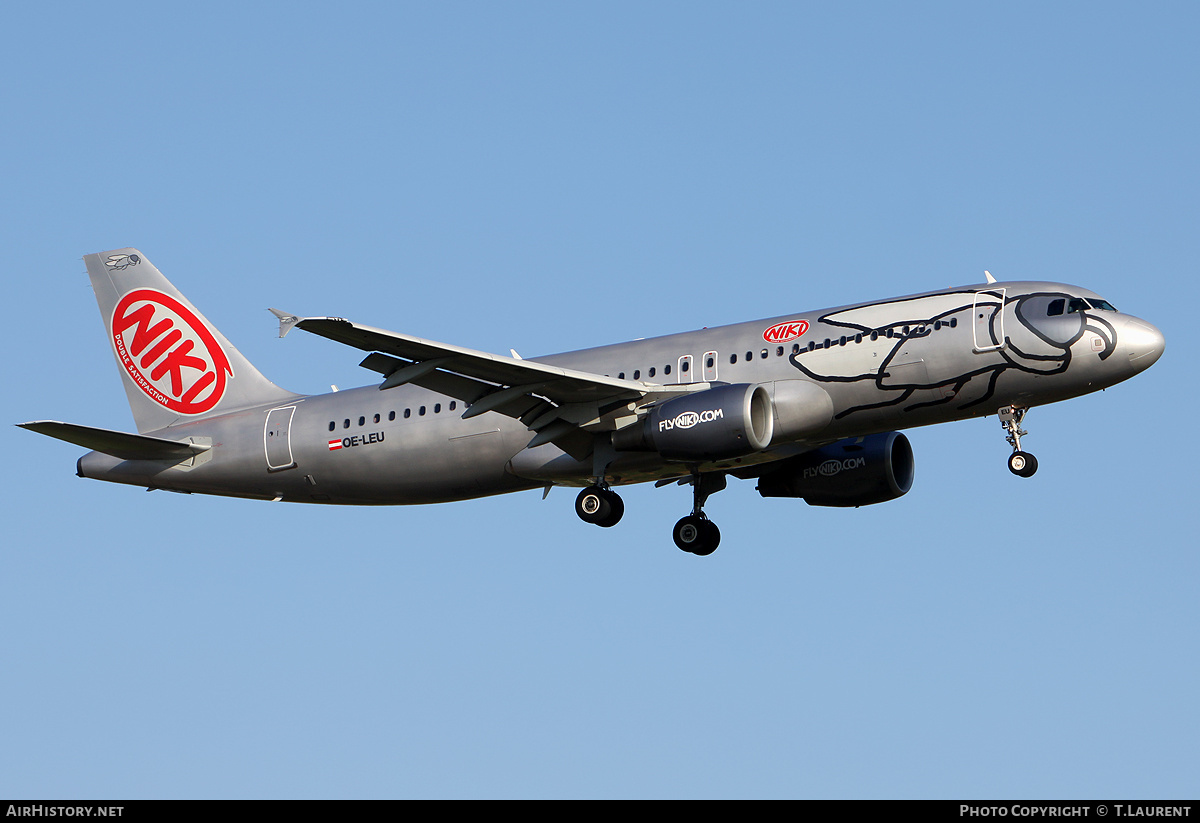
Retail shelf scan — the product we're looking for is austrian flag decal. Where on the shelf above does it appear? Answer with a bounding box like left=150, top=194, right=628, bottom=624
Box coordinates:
left=328, top=439, right=343, bottom=450
left=110, top=289, right=233, bottom=415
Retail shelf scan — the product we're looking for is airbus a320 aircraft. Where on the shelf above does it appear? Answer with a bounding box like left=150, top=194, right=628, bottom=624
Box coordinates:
left=21, top=248, right=1164, bottom=555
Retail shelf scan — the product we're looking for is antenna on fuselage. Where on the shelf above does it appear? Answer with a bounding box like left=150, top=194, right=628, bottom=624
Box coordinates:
left=984, top=270, right=997, bottom=284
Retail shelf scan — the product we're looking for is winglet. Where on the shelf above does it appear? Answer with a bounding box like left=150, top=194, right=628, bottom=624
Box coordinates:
left=269, top=308, right=300, bottom=338
left=984, top=270, right=997, bottom=284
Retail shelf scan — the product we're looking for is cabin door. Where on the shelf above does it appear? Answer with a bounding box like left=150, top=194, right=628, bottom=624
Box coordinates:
left=264, top=406, right=297, bottom=471
left=972, top=289, right=1007, bottom=352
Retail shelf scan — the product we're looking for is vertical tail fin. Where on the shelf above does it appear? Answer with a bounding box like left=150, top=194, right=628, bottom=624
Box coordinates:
left=85, top=248, right=298, bottom=433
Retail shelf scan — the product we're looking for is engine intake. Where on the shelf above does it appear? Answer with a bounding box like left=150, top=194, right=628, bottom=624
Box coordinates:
left=756, top=432, right=914, bottom=507
left=614, top=383, right=774, bottom=461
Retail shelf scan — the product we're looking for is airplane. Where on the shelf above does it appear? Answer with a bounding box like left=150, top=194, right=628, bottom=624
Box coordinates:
left=20, top=248, right=1165, bottom=556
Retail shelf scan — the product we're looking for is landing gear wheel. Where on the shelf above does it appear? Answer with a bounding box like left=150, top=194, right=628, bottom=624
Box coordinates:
left=673, top=515, right=720, bottom=555
left=575, top=487, right=624, bottom=527
left=998, top=406, right=1039, bottom=478
left=1008, top=451, right=1038, bottom=478
left=596, top=491, right=624, bottom=528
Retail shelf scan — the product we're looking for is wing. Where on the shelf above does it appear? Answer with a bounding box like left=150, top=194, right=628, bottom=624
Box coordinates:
left=271, top=310, right=707, bottom=459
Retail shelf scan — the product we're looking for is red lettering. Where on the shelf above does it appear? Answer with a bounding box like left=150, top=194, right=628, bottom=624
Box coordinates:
left=179, top=370, right=216, bottom=405
left=139, top=328, right=182, bottom=370
left=149, top=339, right=209, bottom=398
left=113, top=303, right=173, bottom=357
left=110, top=289, right=233, bottom=415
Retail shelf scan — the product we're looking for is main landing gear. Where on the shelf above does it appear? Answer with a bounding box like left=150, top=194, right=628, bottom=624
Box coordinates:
left=574, top=472, right=726, bottom=556
left=575, top=486, right=624, bottom=528
left=672, top=472, right=725, bottom=556
left=998, top=405, right=1038, bottom=478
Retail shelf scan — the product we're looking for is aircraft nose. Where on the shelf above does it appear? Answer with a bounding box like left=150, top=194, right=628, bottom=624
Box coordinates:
left=1121, top=317, right=1165, bottom=373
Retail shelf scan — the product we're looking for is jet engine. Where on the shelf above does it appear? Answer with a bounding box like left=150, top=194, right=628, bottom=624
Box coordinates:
left=755, top=432, right=914, bottom=507
left=613, top=383, right=774, bottom=461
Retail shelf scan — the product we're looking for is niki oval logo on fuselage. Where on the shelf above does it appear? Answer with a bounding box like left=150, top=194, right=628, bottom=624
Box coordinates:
left=110, top=289, right=233, bottom=415
left=763, top=320, right=809, bottom=343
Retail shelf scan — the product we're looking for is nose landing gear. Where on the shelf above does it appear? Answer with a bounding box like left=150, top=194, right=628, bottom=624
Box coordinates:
left=998, top=405, right=1038, bottom=478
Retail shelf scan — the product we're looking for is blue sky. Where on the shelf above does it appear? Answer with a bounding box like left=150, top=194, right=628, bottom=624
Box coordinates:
left=1, top=2, right=1196, bottom=799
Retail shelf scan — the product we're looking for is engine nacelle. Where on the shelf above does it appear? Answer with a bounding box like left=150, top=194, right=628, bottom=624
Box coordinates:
left=756, top=432, right=914, bottom=507
left=613, top=383, right=774, bottom=461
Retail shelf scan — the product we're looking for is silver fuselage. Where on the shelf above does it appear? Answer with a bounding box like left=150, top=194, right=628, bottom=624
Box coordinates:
left=77, top=280, right=1164, bottom=504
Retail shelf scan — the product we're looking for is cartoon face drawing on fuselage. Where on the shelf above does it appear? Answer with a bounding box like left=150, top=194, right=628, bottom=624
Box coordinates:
left=787, top=288, right=1119, bottom=418
left=1006, top=293, right=1116, bottom=369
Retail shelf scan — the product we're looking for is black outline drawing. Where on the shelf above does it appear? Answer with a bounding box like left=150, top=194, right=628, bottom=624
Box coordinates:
left=787, top=290, right=1118, bottom=419
left=104, top=253, right=142, bottom=271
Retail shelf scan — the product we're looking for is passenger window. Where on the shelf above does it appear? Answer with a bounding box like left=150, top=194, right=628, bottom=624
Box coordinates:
left=776, top=346, right=784, bottom=356
left=404, top=409, right=411, bottom=419
left=434, top=403, right=441, bottom=413
left=374, top=413, right=380, bottom=424
left=707, top=357, right=714, bottom=368
left=419, top=406, right=426, bottom=416
left=328, top=421, right=335, bottom=432
left=682, top=360, right=690, bottom=372
left=729, top=354, right=737, bottom=364
left=343, top=419, right=350, bottom=429
left=649, top=367, right=656, bottom=378
left=745, top=351, right=752, bottom=361
left=633, top=370, right=640, bottom=379
left=664, top=364, right=671, bottom=375
left=618, top=372, right=625, bottom=379
left=449, top=401, right=456, bottom=411
left=389, top=411, right=396, bottom=421
left=358, top=416, right=365, bottom=426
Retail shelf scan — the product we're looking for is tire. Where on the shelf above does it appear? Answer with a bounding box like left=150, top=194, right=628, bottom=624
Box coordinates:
left=595, top=490, right=624, bottom=528
left=1008, top=451, right=1038, bottom=478
left=673, top=515, right=719, bottom=555
left=575, top=487, right=611, bottom=524
left=691, top=520, right=720, bottom=556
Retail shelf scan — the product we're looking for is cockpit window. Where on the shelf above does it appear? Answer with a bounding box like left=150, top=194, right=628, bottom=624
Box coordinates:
left=1061, top=296, right=1119, bottom=314
left=1047, top=299, right=1065, bottom=316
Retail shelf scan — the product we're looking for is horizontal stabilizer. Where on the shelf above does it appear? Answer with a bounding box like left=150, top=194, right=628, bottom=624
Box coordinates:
left=18, top=421, right=210, bottom=461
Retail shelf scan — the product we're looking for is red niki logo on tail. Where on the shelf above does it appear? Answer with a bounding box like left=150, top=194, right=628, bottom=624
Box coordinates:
left=110, top=289, right=234, bottom=415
